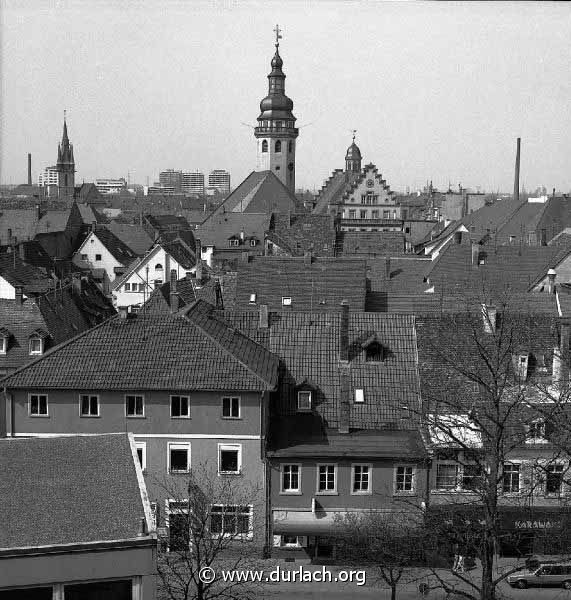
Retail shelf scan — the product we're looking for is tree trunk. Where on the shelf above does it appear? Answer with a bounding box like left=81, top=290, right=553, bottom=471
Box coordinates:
left=391, top=583, right=397, bottom=600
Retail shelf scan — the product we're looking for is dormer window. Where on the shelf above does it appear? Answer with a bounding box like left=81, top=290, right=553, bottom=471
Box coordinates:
left=29, top=330, right=48, bottom=355
left=297, top=390, right=312, bottom=411
left=249, top=293, right=256, bottom=304
left=362, top=335, right=385, bottom=362
left=250, top=239, right=257, bottom=247
left=229, top=239, right=239, bottom=247
left=526, top=418, right=554, bottom=443
left=282, top=297, right=292, bottom=306
left=354, top=389, right=365, bottom=403
left=512, top=353, right=529, bottom=381
left=0, top=327, right=10, bottom=355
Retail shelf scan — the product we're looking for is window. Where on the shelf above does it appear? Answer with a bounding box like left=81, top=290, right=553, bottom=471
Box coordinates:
left=354, top=388, right=365, bottom=403
left=218, top=444, right=242, bottom=474
left=349, top=210, right=356, bottom=218
left=503, top=463, right=520, bottom=493
left=95, top=254, right=102, bottom=261
left=262, top=140, right=268, bottom=153
left=29, top=336, right=43, bottom=355
left=282, top=297, right=292, bottom=306
left=395, top=465, right=415, bottom=493
left=250, top=239, right=257, bottom=247
left=138, top=282, right=146, bottom=292
left=171, top=395, right=190, bottom=418
left=297, top=390, right=311, bottom=411
left=352, top=464, right=371, bottom=494
left=281, top=464, right=301, bottom=493
left=546, top=464, right=564, bottom=496
left=80, top=253, right=87, bottom=260
left=462, top=464, right=482, bottom=491
left=29, top=394, right=48, bottom=416
left=383, top=210, right=390, bottom=219
left=169, top=443, right=191, bottom=473
left=436, top=463, right=458, bottom=489
left=317, top=464, right=337, bottom=493
left=527, top=419, right=552, bottom=442
left=126, top=394, right=144, bottom=417
left=222, top=396, right=240, bottom=419
left=154, top=279, right=163, bottom=288
left=365, top=341, right=384, bottom=362
left=124, top=282, right=131, bottom=292
left=372, top=210, right=379, bottom=219
left=275, top=165, right=280, bottom=171
left=275, top=140, right=282, bottom=153
left=167, top=500, right=190, bottom=551
left=0, top=336, right=6, bottom=355
left=155, top=263, right=163, bottom=271
left=135, top=441, right=147, bottom=471
left=79, top=394, right=99, bottom=417
left=288, top=141, right=293, bottom=153
left=210, top=504, right=252, bottom=537
left=229, top=239, right=239, bottom=247
left=249, top=293, right=257, bottom=304
left=360, top=210, right=367, bottom=219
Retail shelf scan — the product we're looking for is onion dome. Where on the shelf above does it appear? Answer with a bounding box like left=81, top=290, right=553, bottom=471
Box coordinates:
left=345, top=142, right=362, bottom=161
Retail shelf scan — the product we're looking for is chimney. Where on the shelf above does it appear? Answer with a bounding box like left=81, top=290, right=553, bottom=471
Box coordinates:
left=15, top=286, right=23, bottom=306
left=240, top=229, right=245, bottom=241
left=454, top=231, right=462, bottom=244
left=35, top=204, right=41, bottom=220
left=71, top=272, right=81, bottom=295
left=304, top=252, right=312, bottom=265
left=91, top=220, right=97, bottom=233
left=340, top=300, right=349, bottom=362
left=118, top=306, right=129, bottom=320
left=547, top=269, right=557, bottom=294
left=259, top=304, right=269, bottom=329
left=385, top=256, right=391, bottom=280
left=194, top=238, right=203, bottom=282
left=471, top=242, right=479, bottom=267
left=513, top=137, right=521, bottom=203
left=27, top=153, right=32, bottom=186
left=170, top=269, right=179, bottom=313
left=338, top=363, right=351, bottom=434
left=18, top=243, right=25, bottom=261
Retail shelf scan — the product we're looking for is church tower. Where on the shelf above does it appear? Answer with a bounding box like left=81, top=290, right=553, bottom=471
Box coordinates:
left=345, top=131, right=362, bottom=173
left=56, top=112, right=75, bottom=199
left=254, top=26, right=299, bottom=193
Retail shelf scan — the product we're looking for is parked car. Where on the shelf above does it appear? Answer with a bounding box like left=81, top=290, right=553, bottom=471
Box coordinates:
left=507, top=562, right=571, bottom=589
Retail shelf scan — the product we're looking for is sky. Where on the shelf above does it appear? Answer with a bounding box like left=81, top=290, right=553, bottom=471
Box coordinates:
left=1, top=0, right=570, bottom=194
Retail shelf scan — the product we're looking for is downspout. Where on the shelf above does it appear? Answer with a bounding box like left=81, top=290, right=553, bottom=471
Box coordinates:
left=261, top=390, right=272, bottom=558
left=3, top=387, right=13, bottom=437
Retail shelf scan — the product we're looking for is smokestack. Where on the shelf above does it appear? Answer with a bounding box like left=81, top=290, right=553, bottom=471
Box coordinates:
left=194, top=238, right=203, bottom=282
left=513, top=137, right=521, bottom=203
left=258, top=304, right=269, bottom=329
left=15, top=286, right=23, bottom=306
left=170, top=269, right=179, bottom=313
left=340, top=299, right=349, bottom=362
left=27, top=153, right=32, bottom=186
left=547, top=269, right=557, bottom=294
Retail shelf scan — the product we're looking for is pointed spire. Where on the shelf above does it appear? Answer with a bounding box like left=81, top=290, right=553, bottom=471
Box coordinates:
left=62, top=110, right=69, bottom=145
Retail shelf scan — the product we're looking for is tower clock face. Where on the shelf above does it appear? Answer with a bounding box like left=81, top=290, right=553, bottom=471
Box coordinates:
left=366, top=179, right=374, bottom=187
left=288, top=162, right=294, bottom=172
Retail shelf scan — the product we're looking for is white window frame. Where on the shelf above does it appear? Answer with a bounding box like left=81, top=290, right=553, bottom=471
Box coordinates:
left=249, top=293, right=257, bottom=304
left=79, top=394, right=100, bottom=417
left=125, top=394, right=145, bottom=418
left=352, top=463, right=372, bottom=495
left=209, top=504, right=253, bottom=539
left=297, top=390, right=312, bottom=412
left=218, top=443, right=242, bottom=475
left=316, top=463, right=338, bottom=495
left=280, top=463, right=302, bottom=494
left=502, top=462, right=521, bottom=494
left=354, top=389, right=365, bottom=403
left=170, top=395, right=191, bottom=419
left=222, top=396, right=241, bottom=419
left=168, top=442, right=191, bottom=474
left=165, top=498, right=190, bottom=552
left=394, top=464, right=416, bottom=494
left=282, top=296, right=292, bottom=306
left=29, top=336, right=43, bottom=355
left=135, top=441, right=147, bottom=471
left=0, top=336, right=7, bottom=355
left=29, top=393, right=49, bottom=417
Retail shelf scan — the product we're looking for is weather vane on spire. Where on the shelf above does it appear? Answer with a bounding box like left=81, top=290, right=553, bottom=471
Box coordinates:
left=352, top=129, right=357, bottom=143
left=274, top=24, right=282, bottom=48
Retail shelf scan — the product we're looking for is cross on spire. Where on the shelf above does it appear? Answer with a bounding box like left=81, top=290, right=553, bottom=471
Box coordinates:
left=274, top=24, right=282, bottom=47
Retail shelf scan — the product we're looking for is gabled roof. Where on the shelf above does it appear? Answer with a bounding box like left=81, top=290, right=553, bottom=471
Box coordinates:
left=77, top=202, right=109, bottom=224
left=0, top=254, right=53, bottom=295
left=313, top=169, right=360, bottom=214
left=0, top=434, right=150, bottom=549
left=0, top=241, right=54, bottom=272
left=0, top=208, right=39, bottom=244
left=493, top=201, right=548, bottom=245
left=196, top=212, right=271, bottom=248
left=106, top=222, right=154, bottom=255
left=339, top=232, right=406, bottom=256
left=2, top=300, right=278, bottom=391
left=144, top=214, right=191, bottom=230
left=143, top=275, right=222, bottom=312
left=213, top=171, right=298, bottom=215
left=266, top=213, right=337, bottom=257
left=35, top=210, right=70, bottom=234
left=234, top=256, right=367, bottom=312
left=80, top=228, right=137, bottom=264
left=536, top=195, right=571, bottom=243
left=223, top=311, right=421, bottom=431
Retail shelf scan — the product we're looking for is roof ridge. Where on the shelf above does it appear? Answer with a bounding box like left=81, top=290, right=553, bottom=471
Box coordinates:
left=181, top=300, right=277, bottom=388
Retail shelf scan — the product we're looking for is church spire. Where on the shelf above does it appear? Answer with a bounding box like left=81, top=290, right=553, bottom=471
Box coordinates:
left=56, top=110, right=75, bottom=199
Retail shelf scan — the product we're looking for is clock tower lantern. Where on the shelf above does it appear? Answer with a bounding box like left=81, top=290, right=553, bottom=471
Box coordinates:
left=254, top=26, right=299, bottom=193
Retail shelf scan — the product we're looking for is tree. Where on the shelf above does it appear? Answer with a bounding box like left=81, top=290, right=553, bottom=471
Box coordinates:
left=416, top=291, right=571, bottom=600
left=155, top=464, right=264, bottom=600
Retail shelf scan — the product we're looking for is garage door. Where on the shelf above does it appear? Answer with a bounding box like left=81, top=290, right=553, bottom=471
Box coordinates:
left=65, top=579, right=132, bottom=600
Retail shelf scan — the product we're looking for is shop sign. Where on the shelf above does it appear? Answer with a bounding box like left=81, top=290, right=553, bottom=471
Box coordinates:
left=514, top=519, right=562, bottom=530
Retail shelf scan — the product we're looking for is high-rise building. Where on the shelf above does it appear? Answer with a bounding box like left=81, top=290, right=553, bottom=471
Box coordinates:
left=38, top=166, right=59, bottom=188
left=183, top=171, right=205, bottom=196
left=159, top=169, right=183, bottom=193
left=254, top=26, right=299, bottom=192
left=95, top=178, right=127, bottom=195
left=207, top=169, right=230, bottom=195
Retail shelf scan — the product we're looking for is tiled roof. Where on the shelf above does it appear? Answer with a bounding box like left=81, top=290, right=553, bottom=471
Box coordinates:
left=35, top=210, right=70, bottom=234
left=77, top=203, right=109, bottom=225
left=143, top=275, right=222, bottom=312
left=313, top=169, right=360, bottom=214
left=234, top=256, right=367, bottom=312
left=536, top=195, right=571, bottom=244
left=222, top=311, right=421, bottom=431
left=494, top=201, right=547, bottom=245
left=266, top=213, right=337, bottom=257
left=268, top=428, right=425, bottom=459
left=214, top=171, right=298, bottom=215
left=91, top=228, right=137, bottom=264
left=2, top=300, right=278, bottom=391
left=0, top=209, right=39, bottom=245
left=106, top=222, right=154, bottom=255
left=162, top=239, right=195, bottom=269
left=0, top=254, right=53, bottom=295
left=424, top=243, right=564, bottom=294
left=338, top=232, right=406, bottom=256
left=145, top=214, right=191, bottom=230
left=196, top=213, right=271, bottom=248
left=0, top=434, right=148, bottom=548
left=0, top=241, right=55, bottom=272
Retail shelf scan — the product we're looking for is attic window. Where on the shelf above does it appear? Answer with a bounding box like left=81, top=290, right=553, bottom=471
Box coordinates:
left=249, top=293, right=257, bottom=304
left=250, top=239, right=257, bottom=247
left=29, top=335, right=44, bottom=356
left=282, top=297, right=292, bottom=306
left=526, top=419, right=553, bottom=443
left=354, top=389, right=365, bottom=403
left=512, top=354, right=529, bottom=381
left=297, top=391, right=312, bottom=411
left=229, top=239, right=239, bottom=247
left=0, top=337, right=6, bottom=355
left=365, top=342, right=384, bottom=362
left=155, top=263, right=163, bottom=271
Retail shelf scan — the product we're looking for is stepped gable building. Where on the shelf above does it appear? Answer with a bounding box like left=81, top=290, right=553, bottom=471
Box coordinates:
left=254, top=26, right=299, bottom=193
left=313, top=137, right=401, bottom=232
